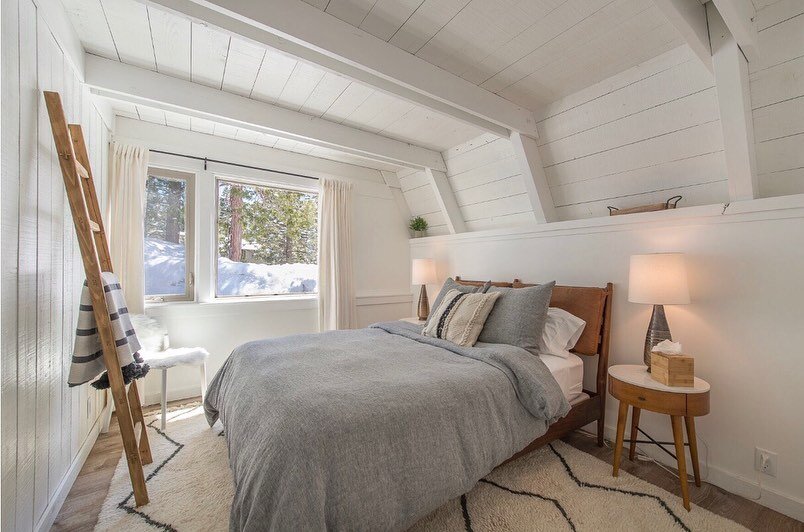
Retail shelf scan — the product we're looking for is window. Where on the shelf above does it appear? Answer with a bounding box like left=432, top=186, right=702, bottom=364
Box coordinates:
left=143, top=168, right=195, bottom=302
left=216, top=178, right=318, bottom=297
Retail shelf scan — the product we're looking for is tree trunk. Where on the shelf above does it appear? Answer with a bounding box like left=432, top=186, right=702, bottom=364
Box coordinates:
left=164, top=179, right=183, bottom=243
left=228, top=187, right=243, bottom=262
left=283, top=233, right=292, bottom=264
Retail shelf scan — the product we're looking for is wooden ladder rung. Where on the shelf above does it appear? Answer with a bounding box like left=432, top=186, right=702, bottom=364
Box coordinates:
left=89, top=220, right=101, bottom=232
left=75, top=160, right=90, bottom=179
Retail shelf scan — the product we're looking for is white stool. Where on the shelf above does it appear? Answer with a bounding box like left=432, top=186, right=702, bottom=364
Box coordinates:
left=140, top=347, right=210, bottom=430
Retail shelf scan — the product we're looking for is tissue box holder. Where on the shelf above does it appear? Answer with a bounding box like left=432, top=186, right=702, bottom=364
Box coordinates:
left=650, top=351, right=694, bottom=387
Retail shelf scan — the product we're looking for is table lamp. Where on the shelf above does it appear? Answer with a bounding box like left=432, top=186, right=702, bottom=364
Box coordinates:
left=412, top=258, right=437, bottom=321
left=628, top=253, right=690, bottom=370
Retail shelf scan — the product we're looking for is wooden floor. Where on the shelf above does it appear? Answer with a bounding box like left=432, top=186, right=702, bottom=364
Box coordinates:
left=53, top=401, right=802, bottom=531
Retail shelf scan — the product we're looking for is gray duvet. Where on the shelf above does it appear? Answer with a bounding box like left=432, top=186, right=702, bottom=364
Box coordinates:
left=204, top=321, right=570, bottom=531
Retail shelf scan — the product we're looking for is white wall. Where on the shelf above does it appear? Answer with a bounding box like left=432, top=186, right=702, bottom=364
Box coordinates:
left=398, top=45, right=731, bottom=232
left=409, top=195, right=804, bottom=521
left=751, top=0, right=804, bottom=198
left=113, top=119, right=413, bottom=404
left=1, top=1, right=114, bottom=530
left=535, top=45, right=729, bottom=220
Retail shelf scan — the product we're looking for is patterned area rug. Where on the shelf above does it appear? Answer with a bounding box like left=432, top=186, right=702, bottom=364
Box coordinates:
left=96, top=405, right=745, bottom=531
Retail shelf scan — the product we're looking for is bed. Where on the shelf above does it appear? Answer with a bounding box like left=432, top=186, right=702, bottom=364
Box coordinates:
left=204, top=279, right=612, bottom=531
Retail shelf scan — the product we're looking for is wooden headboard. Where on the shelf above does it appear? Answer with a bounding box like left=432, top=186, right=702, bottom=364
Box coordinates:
left=455, top=276, right=614, bottom=404
left=454, top=277, right=613, bottom=357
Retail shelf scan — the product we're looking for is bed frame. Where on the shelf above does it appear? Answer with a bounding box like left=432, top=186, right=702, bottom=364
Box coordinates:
left=454, top=277, right=614, bottom=455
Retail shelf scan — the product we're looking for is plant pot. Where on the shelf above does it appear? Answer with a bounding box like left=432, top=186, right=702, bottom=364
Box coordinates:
left=413, top=230, right=425, bottom=238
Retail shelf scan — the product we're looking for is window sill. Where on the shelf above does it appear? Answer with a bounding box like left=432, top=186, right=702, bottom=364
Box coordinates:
left=145, top=294, right=318, bottom=314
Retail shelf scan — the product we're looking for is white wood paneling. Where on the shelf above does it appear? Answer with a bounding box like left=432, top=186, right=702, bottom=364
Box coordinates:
left=537, top=45, right=727, bottom=220
left=749, top=2, right=804, bottom=198
left=304, top=0, right=683, bottom=109
left=1, top=2, right=111, bottom=529
left=1, top=0, right=21, bottom=527
left=103, top=0, right=156, bottom=70
left=62, top=0, right=485, bottom=152
left=87, top=56, right=445, bottom=170
left=434, top=45, right=729, bottom=227
left=191, top=23, right=230, bottom=89
left=147, top=5, right=191, bottom=79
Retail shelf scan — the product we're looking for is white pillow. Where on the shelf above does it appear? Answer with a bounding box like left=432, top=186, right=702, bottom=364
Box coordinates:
left=538, top=307, right=586, bottom=359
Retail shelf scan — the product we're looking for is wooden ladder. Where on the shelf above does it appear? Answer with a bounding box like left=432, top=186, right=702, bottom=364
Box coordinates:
left=44, top=91, right=152, bottom=506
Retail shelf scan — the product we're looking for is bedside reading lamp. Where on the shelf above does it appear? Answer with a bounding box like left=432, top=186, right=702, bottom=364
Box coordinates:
left=628, top=253, right=690, bottom=370
left=412, top=259, right=437, bottom=321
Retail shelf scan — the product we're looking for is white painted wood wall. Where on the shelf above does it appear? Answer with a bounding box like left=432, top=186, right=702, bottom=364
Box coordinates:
left=536, top=45, right=728, bottom=220
left=396, top=45, right=735, bottom=230
left=750, top=0, right=804, bottom=198
left=1, top=1, right=112, bottom=529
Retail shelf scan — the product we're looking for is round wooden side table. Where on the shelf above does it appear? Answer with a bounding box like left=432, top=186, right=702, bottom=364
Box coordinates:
left=608, top=364, right=710, bottom=511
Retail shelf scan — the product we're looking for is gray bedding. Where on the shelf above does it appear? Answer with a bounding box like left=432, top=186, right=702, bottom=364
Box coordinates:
left=204, top=321, right=570, bottom=531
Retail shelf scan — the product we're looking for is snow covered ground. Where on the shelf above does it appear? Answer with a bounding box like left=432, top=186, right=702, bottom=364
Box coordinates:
left=145, top=238, right=317, bottom=297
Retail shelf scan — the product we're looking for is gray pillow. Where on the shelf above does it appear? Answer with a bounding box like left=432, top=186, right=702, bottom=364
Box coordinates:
left=477, top=281, right=556, bottom=355
left=425, top=278, right=488, bottom=328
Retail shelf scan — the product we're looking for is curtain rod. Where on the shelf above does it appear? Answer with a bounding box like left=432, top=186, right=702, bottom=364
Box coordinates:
left=149, top=149, right=319, bottom=181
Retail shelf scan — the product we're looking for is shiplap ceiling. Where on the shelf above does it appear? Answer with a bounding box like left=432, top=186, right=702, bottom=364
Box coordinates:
left=60, top=0, right=486, bottom=152
left=104, top=96, right=406, bottom=171
left=302, top=0, right=685, bottom=108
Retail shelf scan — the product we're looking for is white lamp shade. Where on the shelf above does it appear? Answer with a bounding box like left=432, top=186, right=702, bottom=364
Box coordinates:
left=628, top=253, right=690, bottom=305
left=411, top=259, right=437, bottom=285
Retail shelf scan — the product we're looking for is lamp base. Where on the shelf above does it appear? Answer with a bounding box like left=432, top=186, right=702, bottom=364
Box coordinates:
left=417, top=285, right=430, bottom=321
left=644, top=304, right=672, bottom=372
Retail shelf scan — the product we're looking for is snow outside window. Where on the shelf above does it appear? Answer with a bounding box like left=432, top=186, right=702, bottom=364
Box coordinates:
left=216, top=178, right=318, bottom=297
left=144, top=167, right=196, bottom=302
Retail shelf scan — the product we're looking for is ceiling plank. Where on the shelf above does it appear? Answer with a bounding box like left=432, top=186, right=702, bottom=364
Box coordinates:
left=707, top=2, right=758, bottom=201
left=85, top=54, right=447, bottom=171
left=509, top=132, right=556, bottom=223
left=143, top=0, right=537, bottom=138
left=652, top=0, right=713, bottom=73
left=711, top=0, right=759, bottom=63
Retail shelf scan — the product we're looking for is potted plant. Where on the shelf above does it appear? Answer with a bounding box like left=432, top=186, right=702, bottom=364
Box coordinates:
left=409, top=216, right=428, bottom=238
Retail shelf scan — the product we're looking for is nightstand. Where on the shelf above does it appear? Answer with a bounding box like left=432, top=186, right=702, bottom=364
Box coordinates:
left=400, top=316, right=425, bottom=325
left=608, top=364, right=710, bottom=511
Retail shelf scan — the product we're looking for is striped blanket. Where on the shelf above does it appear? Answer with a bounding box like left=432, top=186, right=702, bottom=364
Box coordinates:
left=68, top=272, right=143, bottom=387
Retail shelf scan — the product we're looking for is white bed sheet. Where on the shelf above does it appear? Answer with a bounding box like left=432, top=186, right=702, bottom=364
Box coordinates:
left=539, top=352, right=585, bottom=403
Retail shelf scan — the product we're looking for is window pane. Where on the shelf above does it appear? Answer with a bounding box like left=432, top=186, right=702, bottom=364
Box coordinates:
left=144, top=175, right=187, bottom=297
left=217, top=180, right=318, bottom=296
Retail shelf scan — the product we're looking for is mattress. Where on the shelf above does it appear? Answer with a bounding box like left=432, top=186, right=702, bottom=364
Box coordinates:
left=539, top=352, right=585, bottom=403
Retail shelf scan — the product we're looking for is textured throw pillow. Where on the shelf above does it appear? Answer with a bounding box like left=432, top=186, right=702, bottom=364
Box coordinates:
left=538, top=307, right=586, bottom=359
left=425, top=278, right=488, bottom=328
left=423, top=289, right=501, bottom=347
left=477, top=282, right=556, bottom=355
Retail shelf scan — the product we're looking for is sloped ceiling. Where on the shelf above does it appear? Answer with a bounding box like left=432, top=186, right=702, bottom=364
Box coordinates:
left=301, top=0, right=684, bottom=108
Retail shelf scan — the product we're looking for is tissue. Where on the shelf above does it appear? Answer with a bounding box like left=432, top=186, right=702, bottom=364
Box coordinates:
left=652, top=339, right=682, bottom=355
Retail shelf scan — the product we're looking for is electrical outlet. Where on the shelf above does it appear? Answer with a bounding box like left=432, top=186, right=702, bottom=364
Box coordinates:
left=755, top=447, right=777, bottom=477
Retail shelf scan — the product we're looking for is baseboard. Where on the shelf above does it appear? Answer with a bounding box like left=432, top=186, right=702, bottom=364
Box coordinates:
left=143, top=384, right=202, bottom=407
left=594, top=422, right=804, bottom=522
left=34, top=402, right=109, bottom=532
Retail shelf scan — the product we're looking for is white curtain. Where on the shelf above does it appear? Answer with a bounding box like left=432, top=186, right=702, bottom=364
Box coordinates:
left=107, top=142, right=149, bottom=314
left=318, top=178, right=355, bottom=331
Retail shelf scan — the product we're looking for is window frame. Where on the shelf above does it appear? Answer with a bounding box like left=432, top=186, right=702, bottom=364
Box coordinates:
left=213, top=175, right=319, bottom=299
left=143, top=166, right=196, bottom=303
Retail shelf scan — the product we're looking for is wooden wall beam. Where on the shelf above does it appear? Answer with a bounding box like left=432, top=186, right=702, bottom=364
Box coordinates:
left=653, top=0, right=713, bottom=73
left=425, top=167, right=466, bottom=234
left=707, top=3, right=758, bottom=201
left=380, top=170, right=412, bottom=222
left=711, top=0, right=759, bottom=63
left=145, top=0, right=538, bottom=138
left=510, top=132, right=557, bottom=223
left=84, top=54, right=446, bottom=171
